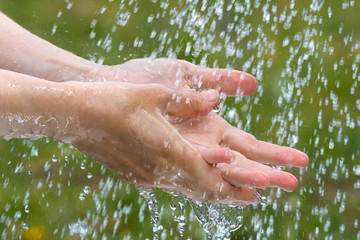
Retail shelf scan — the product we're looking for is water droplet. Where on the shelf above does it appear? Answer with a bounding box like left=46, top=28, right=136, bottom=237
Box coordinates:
left=51, top=155, right=58, bottom=163
left=252, top=188, right=268, bottom=206
left=80, top=162, right=86, bottom=170
left=116, top=11, right=131, bottom=26
left=66, top=1, right=73, bottom=9
left=43, top=161, right=51, bottom=172
left=356, top=99, right=360, bottom=110
left=353, top=165, right=360, bottom=176
left=329, top=139, right=334, bottom=149
left=83, top=186, right=91, bottom=195
left=283, top=37, right=290, bottom=46
left=79, top=193, right=86, bottom=200
left=147, top=14, right=154, bottom=23
left=21, top=222, right=30, bottom=230
left=51, top=23, right=57, bottom=35
left=24, top=205, right=30, bottom=213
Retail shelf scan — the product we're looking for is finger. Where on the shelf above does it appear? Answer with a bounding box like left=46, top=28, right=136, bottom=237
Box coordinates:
left=163, top=89, right=220, bottom=118
left=222, top=127, right=309, bottom=167
left=269, top=171, right=298, bottom=192
left=230, top=154, right=299, bottom=192
left=217, top=163, right=270, bottom=190
left=254, top=166, right=299, bottom=192
left=192, top=67, right=257, bottom=96
left=194, top=145, right=235, bottom=165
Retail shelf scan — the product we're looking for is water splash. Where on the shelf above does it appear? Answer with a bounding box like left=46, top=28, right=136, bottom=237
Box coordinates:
left=251, top=188, right=268, bottom=206
left=139, top=189, right=244, bottom=239
left=170, top=194, right=187, bottom=237
left=139, top=189, right=163, bottom=240
left=190, top=201, right=244, bottom=240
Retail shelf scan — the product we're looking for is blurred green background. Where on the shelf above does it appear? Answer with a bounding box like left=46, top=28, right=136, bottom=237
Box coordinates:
left=0, top=0, right=359, bottom=239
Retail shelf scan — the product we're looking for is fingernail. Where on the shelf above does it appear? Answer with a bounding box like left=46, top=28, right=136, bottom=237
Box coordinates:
left=201, top=89, right=219, bottom=102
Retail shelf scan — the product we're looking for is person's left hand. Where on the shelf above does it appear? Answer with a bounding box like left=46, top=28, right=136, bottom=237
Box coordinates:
left=87, top=58, right=257, bottom=97
left=171, top=112, right=309, bottom=193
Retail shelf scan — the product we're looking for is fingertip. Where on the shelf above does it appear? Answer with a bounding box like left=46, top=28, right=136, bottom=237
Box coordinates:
left=200, top=89, right=220, bottom=102
left=217, top=165, right=270, bottom=190
left=240, top=72, right=257, bottom=96
left=165, top=89, right=218, bottom=118
left=272, top=147, right=309, bottom=168
left=281, top=174, right=299, bottom=192
left=198, top=68, right=257, bottom=97
left=292, top=150, right=309, bottom=167
left=300, top=153, right=309, bottom=167
left=195, top=146, right=234, bottom=165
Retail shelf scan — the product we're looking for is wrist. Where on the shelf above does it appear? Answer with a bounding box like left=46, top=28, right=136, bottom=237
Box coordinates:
left=79, top=64, right=125, bottom=83
left=55, top=61, right=125, bottom=83
left=0, top=71, right=81, bottom=142
left=45, top=58, right=99, bottom=82
left=38, top=81, right=82, bottom=143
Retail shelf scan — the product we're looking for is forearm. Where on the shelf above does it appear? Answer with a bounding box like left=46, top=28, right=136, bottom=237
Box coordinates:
left=0, top=12, right=100, bottom=82
left=0, top=69, right=78, bottom=141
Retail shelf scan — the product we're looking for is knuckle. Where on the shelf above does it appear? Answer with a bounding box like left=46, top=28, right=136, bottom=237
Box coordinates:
left=245, top=132, right=257, bottom=143
left=178, top=59, right=194, bottom=69
left=145, top=84, right=170, bottom=101
left=245, top=133, right=258, bottom=156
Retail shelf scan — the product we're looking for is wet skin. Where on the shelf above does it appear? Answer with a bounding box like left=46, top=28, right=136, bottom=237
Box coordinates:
left=0, top=12, right=309, bottom=205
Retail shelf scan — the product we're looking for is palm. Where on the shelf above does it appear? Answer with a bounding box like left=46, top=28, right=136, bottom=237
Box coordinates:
left=172, top=112, right=308, bottom=192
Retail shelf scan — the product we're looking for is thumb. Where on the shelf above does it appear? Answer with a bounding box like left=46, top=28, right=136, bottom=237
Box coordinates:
left=164, top=89, right=219, bottom=119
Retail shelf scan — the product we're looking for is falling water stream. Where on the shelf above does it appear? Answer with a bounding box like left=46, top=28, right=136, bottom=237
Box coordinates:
left=0, top=0, right=360, bottom=239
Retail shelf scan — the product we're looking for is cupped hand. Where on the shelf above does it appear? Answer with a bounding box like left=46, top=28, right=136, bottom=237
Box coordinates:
left=66, top=81, right=259, bottom=205
left=172, top=112, right=309, bottom=195
left=88, top=58, right=308, bottom=199
left=92, top=58, right=257, bottom=96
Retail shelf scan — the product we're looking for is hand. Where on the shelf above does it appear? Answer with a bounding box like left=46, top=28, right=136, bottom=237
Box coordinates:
left=89, top=58, right=309, bottom=199
left=171, top=112, right=309, bottom=195
left=67, top=81, right=259, bottom=205
left=96, top=59, right=308, bottom=189
left=92, top=58, right=257, bottom=96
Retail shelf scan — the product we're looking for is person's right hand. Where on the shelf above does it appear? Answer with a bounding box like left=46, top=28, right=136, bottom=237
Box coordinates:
left=92, top=59, right=308, bottom=193
left=73, top=59, right=308, bottom=202
left=62, top=81, right=261, bottom=205
left=0, top=69, right=261, bottom=205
